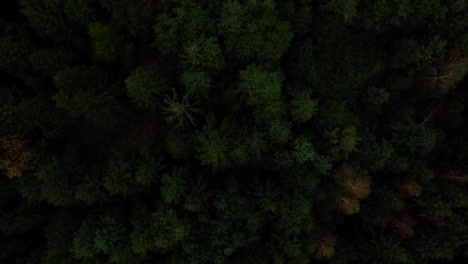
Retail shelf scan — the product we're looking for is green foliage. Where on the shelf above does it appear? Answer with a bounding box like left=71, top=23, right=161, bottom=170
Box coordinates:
left=161, top=168, right=187, bottom=204
left=164, top=130, right=192, bottom=160
left=72, top=218, right=99, bottom=260
left=391, top=122, right=437, bottom=156
left=42, top=213, right=77, bottom=264
left=181, top=37, right=225, bottom=70
left=321, top=0, right=359, bottom=23
left=74, top=171, right=107, bottom=204
left=181, top=69, right=211, bottom=98
left=28, top=48, right=73, bottom=75
left=268, top=118, right=292, bottom=145
left=0, top=203, right=42, bottom=235
left=324, top=126, right=360, bottom=159
left=319, top=102, right=359, bottom=129
left=183, top=177, right=209, bottom=213
left=153, top=1, right=214, bottom=54
left=366, top=86, right=390, bottom=109
left=238, top=65, right=286, bottom=122
left=290, top=91, right=318, bottom=124
left=194, top=117, right=233, bottom=172
left=369, top=235, right=410, bottom=263
left=292, top=137, right=332, bottom=174
left=53, top=66, right=124, bottom=126
left=254, top=180, right=280, bottom=214
left=125, top=66, right=168, bottom=110
left=53, top=89, right=123, bottom=126
left=63, top=0, right=96, bottom=25
left=295, top=40, right=318, bottom=86
left=391, top=37, right=447, bottom=68
left=134, top=157, right=161, bottom=186
left=34, top=157, right=76, bottom=206
left=359, top=136, right=394, bottom=172
left=94, top=216, right=125, bottom=254
left=104, top=159, right=140, bottom=197
left=2, top=0, right=468, bottom=263
left=239, top=65, right=284, bottom=106
left=99, top=0, right=158, bottom=36
left=131, top=208, right=189, bottom=254
left=72, top=215, right=131, bottom=263
left=219, top=0, right=293, bottom=62
left=0, top=36, right=32, bottom=76
left=88, top=22, right=126, bottom=62
left=20, top=0, right=68, bottom=42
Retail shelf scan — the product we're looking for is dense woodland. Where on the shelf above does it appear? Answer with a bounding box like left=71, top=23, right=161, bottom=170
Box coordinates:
left=1, top=0, right=468, bottom=263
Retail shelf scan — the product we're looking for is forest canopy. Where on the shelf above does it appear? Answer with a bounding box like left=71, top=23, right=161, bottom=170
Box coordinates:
left=1, top=0, right=468, bottom=263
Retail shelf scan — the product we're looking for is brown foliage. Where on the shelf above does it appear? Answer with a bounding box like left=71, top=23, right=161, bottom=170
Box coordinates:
left=335, top=192, right=360, bottom=215
left=0, top=136, right=32, bottom=179
left=428, top=216, right=446, bottom=227
left=392, top=215, right=417, bottom=238
left=399, top=180, right=422, bottom=198
left=315, top=234, right=336, bottom=260
left=422, top=51, right=467, bottom=94
left=441, top=170, right=468, bottom=184
left=334, top=164, right=372, bottom=200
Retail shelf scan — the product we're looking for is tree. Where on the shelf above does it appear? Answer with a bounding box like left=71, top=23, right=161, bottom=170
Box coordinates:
left=63, top=0, right=96, bottom=26
left=320, top=0, right=359, bottom=23
left=33, top=157, right=77, bottom=206
left=238, top=65, right=286, bottom=122
left=268, top=118, right=292, bottom=145
left=391, top=37, right=447, bottom=68
left=88, top=22, right=129, bottom=62
left=0, top=136, right=32, bottom=179
left=422, top=51, right=467, bottom=94
left=335, top=192, right=361, bottom=215
left=359, top=135, right=394, bottom=172
left=366, top=86, right=390, bottom=110
left=125, top=65, right=168, bottom=110
left=181, top=69, right=211, bottom=99
left=194, top=116, right=234, bottom=172
left=153, top=0, right=214, bottom=54
left=391, top=121, right=437, bottom=156
left=180, top=37, right=224, bottom=70
left=99, top=0, right=158, bottom=36
left=19, top=0, right=68, bottom=42
left=131, top=208, right=189, bottom=254
left=71, top=218, right=100, bottom=260
left=103, top=159, right=140, bottom=197
left=315, top=234, right=336, bottom=260
left=219, top=0, right=293, bottom=62
left=324, top=126, right=360, bottom=160
left=28, top=48, right=73, bottom=75
left=290, top=90, right=318, bottom=124
left=291, top=137, right=332, bottom=174
left=93, top=216, right=126, bottom=255
left=53, top=66, right=125, bottom=127
left=161, top=89, right=201, bottom=128
left=160, top=167, right=188, bottom=204
left=42, top=213, right=78, bottom=264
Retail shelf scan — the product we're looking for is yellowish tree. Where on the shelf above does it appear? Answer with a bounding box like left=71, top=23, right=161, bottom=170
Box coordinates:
left=422, top=51, right=467, bottom=93
left=0, top=136, right=32, bottom=179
